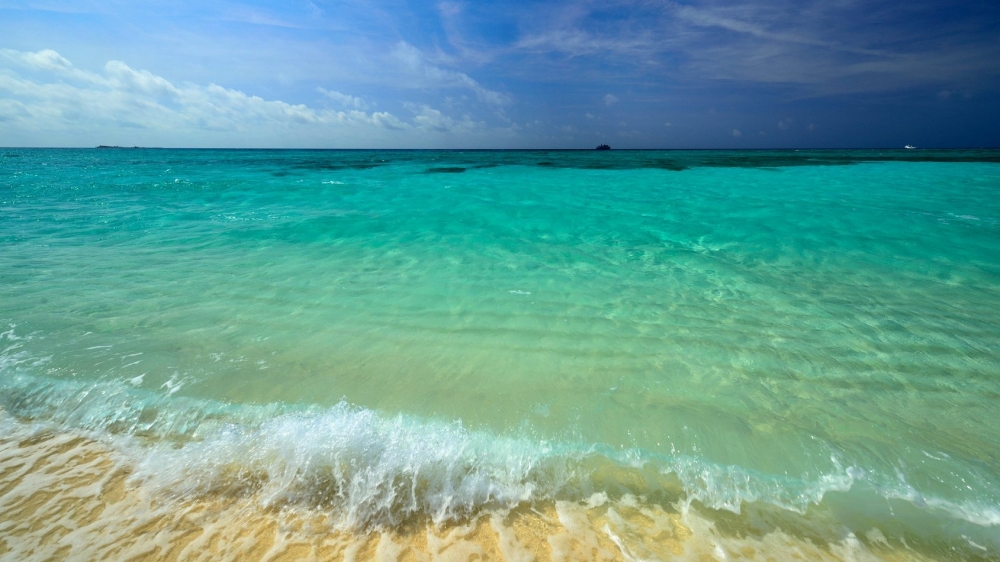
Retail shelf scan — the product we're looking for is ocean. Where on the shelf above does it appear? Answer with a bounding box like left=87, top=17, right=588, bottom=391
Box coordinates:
left=1, top=148, right=999, bottom=560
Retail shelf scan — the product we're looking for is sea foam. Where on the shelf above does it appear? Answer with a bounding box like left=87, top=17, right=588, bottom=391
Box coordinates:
left=2, top=368, right=997, bottom=550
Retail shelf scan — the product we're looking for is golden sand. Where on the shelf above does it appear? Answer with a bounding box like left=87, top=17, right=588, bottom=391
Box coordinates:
left=0, top=421, right=939, bottom=561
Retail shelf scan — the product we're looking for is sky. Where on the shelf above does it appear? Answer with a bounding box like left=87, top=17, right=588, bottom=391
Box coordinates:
left=1, top=0, right=998, bottom=148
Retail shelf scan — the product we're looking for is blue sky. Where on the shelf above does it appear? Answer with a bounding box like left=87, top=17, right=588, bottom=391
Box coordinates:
left=1, top=0, right=998, bottom=148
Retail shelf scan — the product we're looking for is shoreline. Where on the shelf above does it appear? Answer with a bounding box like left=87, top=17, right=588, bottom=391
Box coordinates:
left=0, top=414, right=930, bottom=561
left=0, top=409, right=983, bottom=561
left=3, top=148, right=999, bottom=560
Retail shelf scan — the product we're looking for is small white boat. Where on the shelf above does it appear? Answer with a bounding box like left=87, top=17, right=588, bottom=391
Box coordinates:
left=905, top=145, right=916, bottom=149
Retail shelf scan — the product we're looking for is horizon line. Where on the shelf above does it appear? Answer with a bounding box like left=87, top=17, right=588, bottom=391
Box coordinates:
left=4, top=146, right=999, bottom=151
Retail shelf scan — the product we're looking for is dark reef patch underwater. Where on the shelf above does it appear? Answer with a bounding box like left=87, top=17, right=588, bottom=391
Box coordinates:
left=2, top=148, right=999, bottom=560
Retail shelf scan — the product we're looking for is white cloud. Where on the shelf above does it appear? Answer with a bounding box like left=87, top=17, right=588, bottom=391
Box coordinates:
left=371, top=111, right=408, bottom=130
left=411, top=104, right=453, bottom=132
left=435, top=1, right=495, bottom=65
left=406, top=103, right=484, bottom=134
left=318, top=88, right=369, bottom=109
left=603, top=93, right=618, bottom=106
left=731, top=128, right=742, bottom=137
left=0, top=49, right=531, bottom=147
left=390, top=42, right=511, bottom=106
left=0, top=98, right=31, bottom=122
left=666, top=1, right=1000, bottom=97
left=514, top=21, right=656, bottom=59
left=3, top=49, right=74, bottom=72
left=105, top=60, right=181, bottom=98
left=502, top=1, right=1000, bottom=99
left=777, top=118, right=792, bottom=130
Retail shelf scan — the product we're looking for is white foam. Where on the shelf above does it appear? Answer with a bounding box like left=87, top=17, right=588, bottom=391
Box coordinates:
left=129, top=403, right=565, bottom=529
left=0, top=324, right=24, bottom=342
left=1, top=368, right=998, bottom=548
left=160, top=373, right=184, bottom=396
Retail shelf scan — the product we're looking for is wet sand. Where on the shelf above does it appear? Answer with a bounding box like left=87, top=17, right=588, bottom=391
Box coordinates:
left=0, top=415, right=941, bottom=562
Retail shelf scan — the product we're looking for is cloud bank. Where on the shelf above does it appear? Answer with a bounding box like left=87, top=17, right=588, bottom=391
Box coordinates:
left=0, top=49, right=515, bottom=147
left=1, top=0, right=998, bottom=148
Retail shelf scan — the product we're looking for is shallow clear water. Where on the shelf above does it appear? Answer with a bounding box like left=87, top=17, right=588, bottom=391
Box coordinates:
left=2, top=148, right=999, bottom=559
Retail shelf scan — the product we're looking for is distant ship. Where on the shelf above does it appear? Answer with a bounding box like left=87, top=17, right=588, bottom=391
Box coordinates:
left=596, top=144, right=611, bottom=150
left=905, top=145, right=916, bottom=149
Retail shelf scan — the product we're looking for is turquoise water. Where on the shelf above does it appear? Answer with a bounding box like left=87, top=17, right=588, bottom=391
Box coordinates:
left=2, top=148, right=999, bottom=557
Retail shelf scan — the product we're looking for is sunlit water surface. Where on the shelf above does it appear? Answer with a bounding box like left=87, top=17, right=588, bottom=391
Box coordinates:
left=1, top=149, right=999, bottom=560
